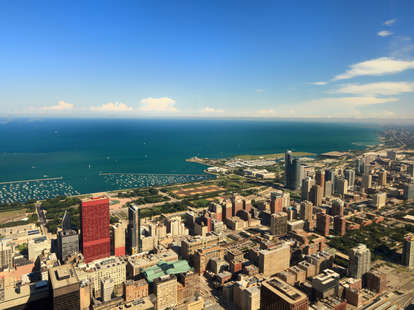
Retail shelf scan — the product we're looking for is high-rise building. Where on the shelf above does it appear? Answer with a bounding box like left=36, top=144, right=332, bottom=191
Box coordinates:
left=300, top=201, right=313, bottom=222
left=259, top=243, right=290, bottom=276
left=309, top=185, right=323, bottom=207
left=373, top=192, right=387, bottom=209
left=344, top=169, right=355, bottom=190
left=334, top=178, right=348, bottom=196
left=232, top=194, right=243, bottom=216
left=101, top=278, right=114, bottom=302
left=110, top=223, right=126, bottom=257
left=333, top=216, right=346, bottom=236
left=57, top=211, right=79, bottom=263
left=260, top=278, right=309, bottom=310
left=402, top=233, right=414, bottom=270
left=301, top=177, right=313, bottom=201
left=378, top=170, right=387, bottom=187
left=48, top=265, right=81, bottom=310
left=155, top=275, right=177, bottom=310
left=355, top=158, right=364, bottom=175
left=315, top=170, right=325, bottom=191
left=285, top=150, right=302, bottom=190
left=331, top=199, right=344, bottom=217
left=362, top=174, right=372, bottom=191
left=80, top=197, right=110, bottom=263
left=349, top=244, right=371, bottom=278
left=128, top=204, right=141, bottom=255
left=403, top=183, right=414, bottom=200
left=316, top=213, right=330, bottom=237
left=0, top=239, right=13, bottom=271
left=324, top=180, right=332, bottom=198
left=270, top=212, right=288, bottom=236
left=408, top=164, right=414, bottom=178
left=28, top=236, right=50, bottom=261
left=270, top=192, right=284, bottom=214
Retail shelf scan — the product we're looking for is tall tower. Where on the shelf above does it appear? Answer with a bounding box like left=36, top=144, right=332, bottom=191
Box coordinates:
left=349, top=244, right=371, bottom=278
left=270, top=192, right=283, bottom=214
left=344, top=169, right=355, bottom=190
left=402, top=233, right=414, bottom=270
left=128, top=204, right=141, bottom=255
left=80, top=197, right=110, bottom=263
left=57, top=211, right=79, bottom=263
left=315, top=170, right=325, bottom=192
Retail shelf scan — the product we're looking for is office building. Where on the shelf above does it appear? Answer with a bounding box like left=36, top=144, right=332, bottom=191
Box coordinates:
left=110, top=223, right=126, bottom=257
left=285, top=150, right=302, bottom=190
left=270, top=212, right=288, bottom=236
left=364, top=271, right=387, bottom=293
left=301, top=177, right=313, bottom=201
left=362, top=174, right=372, bottom=191
left=402, top=233, right=414, bottom=270
left=300, top=201, right=313, bottom=222
left=315, top=170, right=325, bottom=191
left=124, top=279, right=149, bottom=302
left=80, top=196, right=110, bottom=263
left=316, top=213, right=330, bottom=237
left=344, top=169, right=355, bottom=190
left=312, top=269, right=340, bottom=299
left=49, top=265, right=81, bottom=310
left=408, top=164, right=414, bottom=178
left=378, top=170, right=387, bottom=186
left=324, top=180, right=332, bottom=198
left=334, top=178, right=348, bottom=196
left=333, top=216, right=346, bottom=236
left=128, top=204, right=141, bottom=255
left=0, top=239, right=13, bottom=271
left=310, top=185, right=323, bottom=207
left=57, top=211, right=79, bottom=263
left=373, top=192, right=386, bottom=209
left=260, top=278, right=309, bottom=310
left=232, top=194, right=243, bottom=216
left=155, top=275, right=177, bottom=310
left=349, top=244, right=371, bottom=278
left=259, top=243, right=290, bottom=276
left=403, top=183, right=414, bottom=200
left=101, top=278, right=114, bottom=302
left=331, top=199, right=344, bottom=217
left=270, top=192, right=283, bottom=214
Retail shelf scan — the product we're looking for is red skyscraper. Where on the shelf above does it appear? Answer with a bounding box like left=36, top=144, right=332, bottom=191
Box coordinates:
left=80, top=197, right=110, bottom=263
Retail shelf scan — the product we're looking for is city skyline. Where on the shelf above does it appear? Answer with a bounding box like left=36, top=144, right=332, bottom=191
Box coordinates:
left=1, top=1, right=414, bottom=119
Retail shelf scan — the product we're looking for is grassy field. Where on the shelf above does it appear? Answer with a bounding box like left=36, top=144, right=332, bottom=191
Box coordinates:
left=0, top=209, right=28, bottom=225
left=233, top=152, right=316, bottom=160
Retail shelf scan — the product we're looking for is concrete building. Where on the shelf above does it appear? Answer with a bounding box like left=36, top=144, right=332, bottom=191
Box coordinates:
left=285, top=150, right=303, bottom=190
left=261, top=278, right=309, bottom=310
left=403, top=183, right=414, bottom=200
left=378, top=169, right=387, bottom=186
left=364, top=271, right=387, bottom=293
left=128, top=204, right=141, bottom=255
left=344, top=169, right=355, bottom=190
left=310, top=185, right=323, bottom=207
left=270, top=212, right=288, bottom=236
left=259, top=243, right=290, bottom=276
left=154, top=275, right=177, bottom=310
left=231, top=194, right=243, bottom=217
left=362, top=174, right=372, bottom=191
left=0, top=239, right=13, bottom=271
left=301, top=177, right=313, bottom=201
left=101, top=278, right=114, bottom=302
left=48, top=264, right=81, bottom=310
left=333, top=216, right=346, bottom=236
left=57, top=230, right=79, bottom=263
left=312, top=269, right=340, bottom=299
left=349, top=244, right=371, bottom=278
left=324, top=181, right=332, bottom=198
left=166, top=216, right=189, bottom=237
left=28, top=236, right=50, bottom=261
left=75, top=256, right=127, bottom=298
left=316, top=213, right=330, bottom=237
left=300, top=201, right=313, bottom=222
left=110, top=222, right=126, bottom=257
left=331, top=199, right=344, bottom=217
left=402, top=233, right=414, bottom=270
left=315, top=170, right=325, bottom=192
left=373, top=192, right=387, bottom=209
left=181, top=234, right=220, bottom=260
left=334, top=178, right=348, bottom=196
left=270, top=192, right=284, bottom=214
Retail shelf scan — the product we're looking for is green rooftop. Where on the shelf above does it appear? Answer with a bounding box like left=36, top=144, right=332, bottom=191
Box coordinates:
left=142, top=260, right=192, bottom=282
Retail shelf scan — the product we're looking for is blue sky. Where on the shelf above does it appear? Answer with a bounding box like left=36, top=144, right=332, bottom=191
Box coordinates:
left=1, top=0, right=414, bottom=119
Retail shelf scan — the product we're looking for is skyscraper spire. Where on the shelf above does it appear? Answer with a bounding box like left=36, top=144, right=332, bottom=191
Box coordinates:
left=61, top=210, right=71, bottom=231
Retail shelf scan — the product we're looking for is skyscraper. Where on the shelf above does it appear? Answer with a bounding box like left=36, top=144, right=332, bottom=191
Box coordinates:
left=349, top=244, right=371, bottom=278
left=128, top=204, right=141, bottom=255
left=285, top=150, right=302, bottom=190
left=315, top=170, right=325, bottom=191
left=270, top=212, right=288, bottom=236
left=316, top=213, right=330, bottom=237
left=270, top=192, right=284, bottom=214
left=260, top=278, right=309, bottom=310
left=344, top=169, right=355, bottom=190
left=309, top=184, right=323, bottom=207
left=334, top=216, right=346, bottom=236
left=57, top=211, right=79, bottom=263
left=48, top=265, right=81, bottom=310
left=402, top=233, right=414, bottom=270
left=301, top=177, right=313, bottom=201
left=80, top=197, right=110, bottom=263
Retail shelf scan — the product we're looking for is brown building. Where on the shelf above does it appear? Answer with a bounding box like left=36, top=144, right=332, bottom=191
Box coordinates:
left=270, top=212, right=288, bottom=236
left=310, top=185, right=323, bottom=207
left=316, top=213, right=330, bottom=237
left=259, top=243, right=290, bottom=276
left=232, top=195, right=243, bottom=216
left=315, top=170, right=325, bottom=192
left=270, top=192, right=284, bottom=214
left=193, top=245, right=225, bottom=274
left=334, top=216, right=346, bottom=236
left=124, top=279, right=149, bottom=302
left=177, top=271, right=200, bottom=304
left=364, top=271, right=387, bottom=293
left=261, top=278, right=309, bottom=310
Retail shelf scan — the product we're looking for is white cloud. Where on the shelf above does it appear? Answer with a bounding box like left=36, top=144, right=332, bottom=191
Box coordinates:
left=335, top=81, right=414, bottom=96
left=333, top=57, right=414, bottom=80
left=384, top=18, right=396, bottom=26
left=41, top=101, right=74, bottom=111
left=90, top=102, right=133, bottom=112
left=308, top=96, right=398, bottom=105
left=257, top=108, right=275, bottom=114
left=255, top=89, right=265, bottom=93
left=378, top=30, right=393, bottom=37
left=310, top=81, right=327, bottom=86
left=139, top=97, right=177, bottom=112
left=201, top=107, right=224, bottom=113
